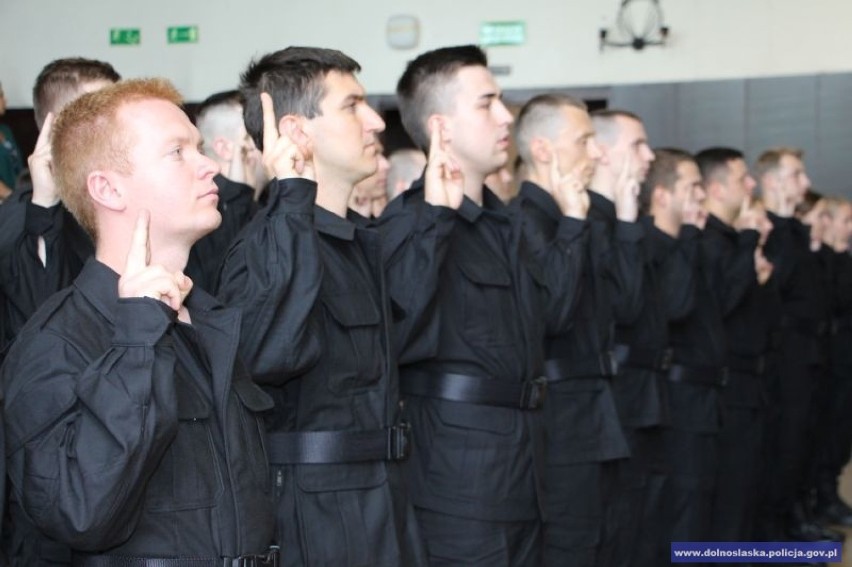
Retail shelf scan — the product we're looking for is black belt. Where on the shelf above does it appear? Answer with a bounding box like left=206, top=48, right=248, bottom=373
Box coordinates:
left=73, top=547, right=279, bottom=567
left=727, top=353, right=767, bottom=376
left=667, top=364, right=728, bottom=387
left=543, top=351, right=618, bottom=381
left=401, top=370, right=547, bottom=410
left=612, top=344, right=673, bottom=372
left=266, top=425, right=410, bottom=465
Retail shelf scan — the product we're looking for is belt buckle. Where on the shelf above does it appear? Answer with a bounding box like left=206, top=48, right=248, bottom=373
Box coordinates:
left=232, top=546, right=279, bottom=567
left=659, top=348, right=673, bottom=371
left=520, top=377, right=547, bottom=409
left=387, top=423, right=411, bottom=461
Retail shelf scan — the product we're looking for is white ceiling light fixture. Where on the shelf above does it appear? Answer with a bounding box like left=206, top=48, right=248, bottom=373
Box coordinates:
left=386, top=15, right=420, bottom=50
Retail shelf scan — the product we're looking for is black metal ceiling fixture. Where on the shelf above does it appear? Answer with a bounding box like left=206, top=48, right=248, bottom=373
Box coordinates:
left=599, top=0, right=669, bottom=51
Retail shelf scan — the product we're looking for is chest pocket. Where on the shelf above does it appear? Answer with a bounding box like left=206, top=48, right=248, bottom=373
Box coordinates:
left=230, top=376, right=275, bottom=490
left=145, top=375, right=223, bottom=512
left=458, top=260, right=514, bottom=346
left=320, top=291, right=383, bottom=394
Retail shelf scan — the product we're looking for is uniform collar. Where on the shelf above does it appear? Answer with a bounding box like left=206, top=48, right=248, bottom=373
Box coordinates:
left=314, top=205, right=356, bottom=241
left=519, top=180, right=562, bottom=222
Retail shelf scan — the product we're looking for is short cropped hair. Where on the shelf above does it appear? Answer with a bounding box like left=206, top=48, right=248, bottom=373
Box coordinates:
left=590, top=109, right=643, bottom=146
left=396, top=45, right=487, bottom=151
left=33, top=57, right=121, bottom=129
left=239, top=46, right=360, bottom=151
left=755, top=146, right=804, bottom=180
left=514, top=94, right=587, bottom=163
left=694, top=147, right=745, bottom=184
left=52, top=78, right=183, bottom=240
left=639, top=147, right=694, bottom=215
left=195, top=90, right=244, bottom=156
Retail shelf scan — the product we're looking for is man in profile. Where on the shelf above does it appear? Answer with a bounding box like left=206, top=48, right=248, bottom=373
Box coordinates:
left=0, top=58, right=119, bottom=359
left=2, top=78, right=276, bottom=565
left=218, top=47, right=425, bottom=566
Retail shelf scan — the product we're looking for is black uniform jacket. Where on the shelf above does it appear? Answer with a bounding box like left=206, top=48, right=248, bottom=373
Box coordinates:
left=702, top=214, right=774, bottom=408
left=831, top=251, right=852, bottom=367
left=586, top=193, right=668, bottom=430
left=764, top=213, right=826, bottom=365
left=516, top=183, right=633, bottom=464
left=376, top=181, right=584, bottom=522
left=0, top=184, right=92, bottom=358
left=217, top=178, right=424, bottom=566
left=645, top=221, right=725, bottom=433
left=2, top=259, right=275, bottom=557
left=186, top=174, right=256, bottom=294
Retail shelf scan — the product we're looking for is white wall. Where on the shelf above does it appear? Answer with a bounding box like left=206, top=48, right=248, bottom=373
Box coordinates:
left=2, top=0, right=851, bottom=106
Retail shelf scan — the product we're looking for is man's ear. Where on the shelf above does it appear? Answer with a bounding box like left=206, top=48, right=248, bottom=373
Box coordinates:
left=705, top=179, right=723, bottom=201
left=211, top=137, right=233, bottom=162
left=652, top=185, right=670, bottom=212
left=87, top=171, right=126, bottom=212
left=529, top=137, right=553, bottom=166
left=280, top=115, right=312, bottom=154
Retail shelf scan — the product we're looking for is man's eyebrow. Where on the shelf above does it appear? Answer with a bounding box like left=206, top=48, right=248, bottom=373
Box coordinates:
left=341, top=93, right=366, bottom=105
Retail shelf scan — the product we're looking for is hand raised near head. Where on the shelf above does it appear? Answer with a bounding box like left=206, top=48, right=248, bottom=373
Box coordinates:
left=734, top=198, right=760, bottom=231
left=424, top=120, right=464, bottom=209
left=260, top=92, right=315, bottom=181
left=30, top=112, right=60, bottom=207
left=550, top=154, right=589, bottom=219
left=614, top=150, right=639, bottom=222
left=118, top=211, right=193, bottom=312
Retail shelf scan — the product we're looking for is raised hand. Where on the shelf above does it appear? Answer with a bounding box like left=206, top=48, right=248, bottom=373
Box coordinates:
left=118, top=211, right=193, bottom=312
left=424, top=120, right=463, bottom=209
left=734, top=198, right=761, bottom=231
left=260, top=92, right=314, bottom=181
left=550, top=153, right=589, bottom=219
left=30, top=112, right=60, bottom=207
left=613, top=150, right=639, bottom=222
left=228, top=134, right=248, bottom=184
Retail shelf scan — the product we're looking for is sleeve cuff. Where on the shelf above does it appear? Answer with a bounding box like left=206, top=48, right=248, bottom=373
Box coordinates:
left=112, top=298, right=175, bottom=346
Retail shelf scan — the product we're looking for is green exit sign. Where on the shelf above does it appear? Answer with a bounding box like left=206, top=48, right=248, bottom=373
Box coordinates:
left=480, top=21, right=526, bottom=47
left=167, top=26, right=199, bottom=44
left=110, top=28, right=141, bottom=46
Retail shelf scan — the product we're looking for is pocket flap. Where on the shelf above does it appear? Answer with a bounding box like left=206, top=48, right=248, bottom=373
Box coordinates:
left=232, top=378, right=275, bottom=412
left=458, top=261, right=511, bottom=287
left=321, top=293, right=381, bottom=327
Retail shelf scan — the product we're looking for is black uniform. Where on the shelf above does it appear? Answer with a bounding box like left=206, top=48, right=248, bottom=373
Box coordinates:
left=514, top=184, right=635, bottom=567
left=701, top=214, right=768, bottom=547
left=611, top=215, right=681, bottom=567
left=816, top=249, right=852, bottom=511
left=646, top=221, right=726, bottom=553
left=759, top=213, right=826, bottom=538
left=2, top=260, right=276, bottom=565
left=217, top=178, right=425, bottom=567
left=377, top=182, right=583, bottom=566
left=0, top=184, right=92, bottom=359
left=186, top=174, right=256, bottom=293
